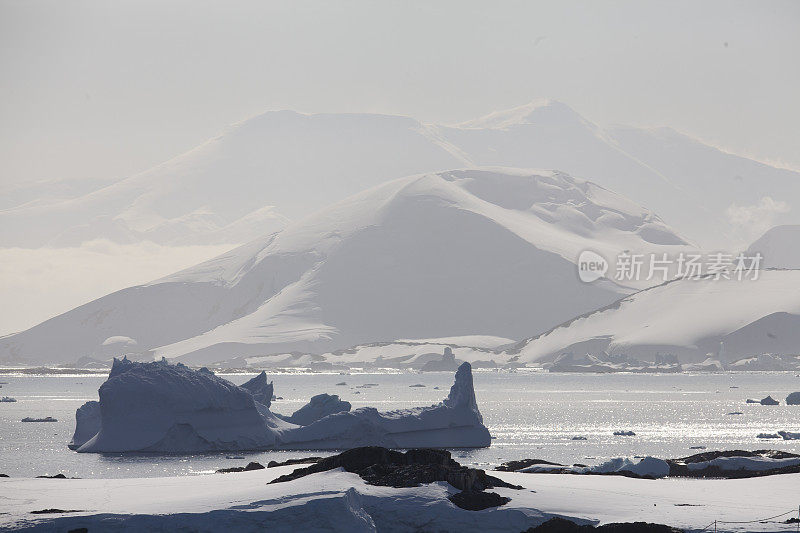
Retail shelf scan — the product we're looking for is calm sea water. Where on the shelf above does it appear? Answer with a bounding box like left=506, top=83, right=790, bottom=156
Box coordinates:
left=1, top=371, right=798, bottom=478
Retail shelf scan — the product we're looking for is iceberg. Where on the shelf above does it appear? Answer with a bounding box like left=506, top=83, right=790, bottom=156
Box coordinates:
left=239, top=371, right=274, bottom=407
left=68, top=400, right=100, bottom=450
left=276, top=393, right=351, bottom=426
left=72, top=358, right=491, bottom=453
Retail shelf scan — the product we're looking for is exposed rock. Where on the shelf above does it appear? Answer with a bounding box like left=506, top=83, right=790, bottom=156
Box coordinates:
left=546, top=352, right=681, bottom=374
left=523, top=517, right=683, bottom=532
left=216, top=461, right=265, bottom=474
left=448, top=490, right=510, bottom=511
left=760, top=395, right=780, bottom=405
left=779, top=430, right=800, bottom=440
left=36, top=474, right=67, bottom=479
left=267, top=457, right=322, bottom=468
left=270, top=447, right=521, bottom=496
left=30, top=509, right=82, bottom=514
left=21, top=416, right=57, bottom=422
left=757, top=433, right=780, bottom=439
left=786, top=392, right=800, bottom=405
left=497, top=459, right=564, bottom=472
left=667, top=449, right=800, bottom=478
left=613, top=430, right=635, bottom=436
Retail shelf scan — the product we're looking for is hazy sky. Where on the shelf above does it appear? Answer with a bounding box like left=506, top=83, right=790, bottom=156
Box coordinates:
left=1, top=0, right=799, bottom=189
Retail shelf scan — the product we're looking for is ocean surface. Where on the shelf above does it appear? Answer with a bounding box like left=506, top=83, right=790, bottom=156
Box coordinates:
left=1, top=370, right=798, bottom=478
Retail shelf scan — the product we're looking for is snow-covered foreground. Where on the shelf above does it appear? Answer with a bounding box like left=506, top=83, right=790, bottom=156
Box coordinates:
left=2, top=465, right=798, bottom=532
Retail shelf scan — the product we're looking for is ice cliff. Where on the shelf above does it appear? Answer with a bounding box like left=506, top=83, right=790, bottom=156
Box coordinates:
left=72, top=358, right=491, bottom=452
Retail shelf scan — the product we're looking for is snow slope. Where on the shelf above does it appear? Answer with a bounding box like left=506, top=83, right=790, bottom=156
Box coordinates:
left=439, top=100, right=800, bottom=247
left=4, top=101, right=798, bottom=250
left=0, top=112, right=468, bottom=248
left=747, top=225, right=800, bottom=268
left=506, top=270, right=800, bottom=364
left=0, top=168, right=689, bottom=365
left=3, top=465, right=799, bottom=532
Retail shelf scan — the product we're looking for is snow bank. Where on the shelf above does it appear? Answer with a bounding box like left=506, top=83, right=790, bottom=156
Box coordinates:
left=6, top=465, right=800, bottom=532
left=589, top=457, right=670, bottom=478
left=520, top=456, right=670, bottom=479
left=73, top=358, right=491, bottom=452
left=686, top=456, right=800, bottom=472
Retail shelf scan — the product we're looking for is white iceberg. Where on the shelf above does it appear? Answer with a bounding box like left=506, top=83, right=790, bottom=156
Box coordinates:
left=68, top=400, right=100, bottom=450
left=276, top=393, right=351, bottom=426
left=73, top=358, right=491, bottom=453
left=239, top=371, right=274, bottom=407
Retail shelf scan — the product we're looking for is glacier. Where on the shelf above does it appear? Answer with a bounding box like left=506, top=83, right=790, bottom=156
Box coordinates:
left=72, top=358, right=491, bottom=453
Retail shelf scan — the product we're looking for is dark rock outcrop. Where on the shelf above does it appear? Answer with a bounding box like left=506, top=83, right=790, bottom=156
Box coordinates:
left=448, top=490, right=510, bottom=510
left=270, top=447, right=520, bottom=510
left=786, top=391, right=800, bottom=405
left=497, top=459, right=564, bottom=472
left=36, top=473, right=67, bottom=479
left=216, top=461, right=265, bottom=474
left=524, top=517, right=683, bottom=532
left=267, top=457, right=322, bottom=468
left=667, top=449, right=800, bottom=478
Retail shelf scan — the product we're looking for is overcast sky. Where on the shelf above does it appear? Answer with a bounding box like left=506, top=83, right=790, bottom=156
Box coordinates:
left=1, top=0, right=799, bottom=189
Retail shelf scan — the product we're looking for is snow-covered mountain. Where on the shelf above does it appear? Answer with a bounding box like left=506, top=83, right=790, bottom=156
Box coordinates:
left=436, top=100, right=800, bottom=248
left=747, top=225, right=800, bottom=268
left=3, top=100, right=798, bottom=249
left=503, top=270, right=800, bottom=364
left=0, top=112, right=468, bottom=247
left=0, top=168, right=690, bottom=365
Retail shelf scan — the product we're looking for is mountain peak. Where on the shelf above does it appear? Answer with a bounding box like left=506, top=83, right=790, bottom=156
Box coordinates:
left=456, top=99, right=591, bottom=130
